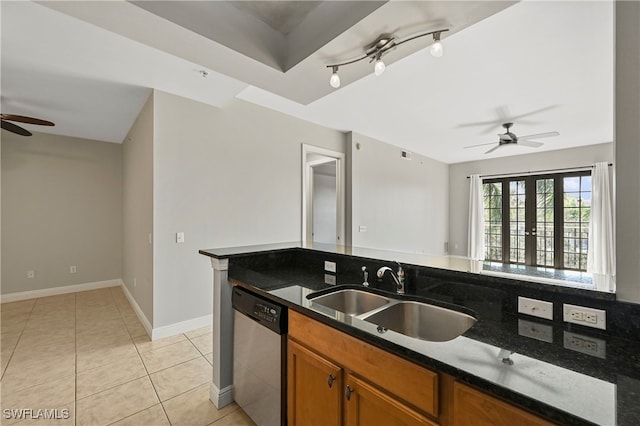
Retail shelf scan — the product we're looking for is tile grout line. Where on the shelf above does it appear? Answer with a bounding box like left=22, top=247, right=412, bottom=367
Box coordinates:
left=115, top=287, right=173, bottom=426
left=0, top=299, right=37, bottom=382
left=74, top=292, right=78, bottom=426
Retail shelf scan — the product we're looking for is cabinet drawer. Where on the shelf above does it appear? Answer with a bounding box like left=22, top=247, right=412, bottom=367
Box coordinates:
left=289, top=310, right=439, bottom=417
left=453, top=382, right=554, bottom=426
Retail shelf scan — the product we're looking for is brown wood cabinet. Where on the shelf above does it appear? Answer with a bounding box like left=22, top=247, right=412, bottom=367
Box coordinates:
left=288, top=310, right=439, bottom=425
left=452, top=382, right=553, bottom=426
left=288, top=339, right=343, bottom=426
left=345, top=374, right=437, bottom=426
left=288, top=310, right=553, bottom=426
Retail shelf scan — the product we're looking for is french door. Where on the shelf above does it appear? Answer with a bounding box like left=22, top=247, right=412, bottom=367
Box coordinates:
left=483, top=172, right=591, bottom=271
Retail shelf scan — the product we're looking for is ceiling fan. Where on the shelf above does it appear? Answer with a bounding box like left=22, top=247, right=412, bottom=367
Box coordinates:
left=464, top=123, right=559, bottom=154
left=1, top=114, right=55, bottom=136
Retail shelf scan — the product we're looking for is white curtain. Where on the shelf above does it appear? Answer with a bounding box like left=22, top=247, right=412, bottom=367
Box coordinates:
left=468, top=174, right=485, bottom=260
left=587, top=162, right=615, bottom=275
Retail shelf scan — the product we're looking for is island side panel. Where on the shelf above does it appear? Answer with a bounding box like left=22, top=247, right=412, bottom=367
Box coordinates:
left=209, top=257, right=234, bottom=408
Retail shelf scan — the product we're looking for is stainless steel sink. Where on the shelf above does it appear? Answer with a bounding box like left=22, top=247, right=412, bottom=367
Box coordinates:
left=362, top=301, right=477, bottom=342
left=309, top=289, right=391, bottom=316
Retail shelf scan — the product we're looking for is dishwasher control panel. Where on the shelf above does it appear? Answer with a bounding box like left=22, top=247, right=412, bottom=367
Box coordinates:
left=253, top=302, right=280, bottom=323
left=232, top=286, right=287, bottom=335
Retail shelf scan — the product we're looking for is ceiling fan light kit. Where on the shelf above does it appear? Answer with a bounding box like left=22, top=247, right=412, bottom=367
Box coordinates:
left=464, top=122, right=560, bottom=154
left=327, top=28, right=449, bottom=88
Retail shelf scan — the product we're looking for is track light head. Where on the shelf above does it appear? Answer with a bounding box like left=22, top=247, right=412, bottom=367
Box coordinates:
left=373, top=55, right=386, bottom=76
left=329, top=66, right=341, bottom=88
left=430, top=31, right=443, bottom=58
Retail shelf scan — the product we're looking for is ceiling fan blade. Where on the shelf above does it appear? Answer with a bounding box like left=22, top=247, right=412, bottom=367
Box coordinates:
left=508, top=105, right=559, bottom=122
left=518, top=131, right=559, bottom=140
left=484, top=144, right=502, bottom=154
left=1, top=120, right=32, bottom=136
left=518, top=140, right=544, bottom=148
left=464, top=141, right=497, bottom=149
left=456, top=105, right=558, bottom=134
left=0, top=114, right=54, bottom=126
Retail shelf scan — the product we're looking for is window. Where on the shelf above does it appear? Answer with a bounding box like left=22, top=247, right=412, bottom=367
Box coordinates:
left=483, top=182, right=502, bottom=261
left=482, top=172, right=591, bottom=271
left=563, top=175, right=591, bottom=270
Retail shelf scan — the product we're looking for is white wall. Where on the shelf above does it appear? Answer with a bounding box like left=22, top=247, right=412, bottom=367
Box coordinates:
left=152, top=91, right=346, bottom=328
left=1, top=131, right=122, bottom=295
left=615, top=1, right=640, bottom=303
left=448, top=143, right=613, bottom=257
left=349, top=132, right=449, bottom=255
left=312, top=170, right=337, bottom=244
left=122, top=93, right=154, bottom=323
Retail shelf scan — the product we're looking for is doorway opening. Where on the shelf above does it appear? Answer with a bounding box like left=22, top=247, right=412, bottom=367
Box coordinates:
left=302, top=145, right=345, bottom=245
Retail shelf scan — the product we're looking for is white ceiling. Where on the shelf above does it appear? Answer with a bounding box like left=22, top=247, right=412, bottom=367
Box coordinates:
left=1, top=1, right=613, bottom=164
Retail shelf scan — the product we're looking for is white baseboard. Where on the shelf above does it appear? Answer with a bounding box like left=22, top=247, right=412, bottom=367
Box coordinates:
left=210, top=383, right=234, bottom=409
left=1, top=277, right=211, bottom=343
left=0, top=279, right=121, bottom=303
left=151, top=313, right=213, bottom=340
left=120, top=282, right=153, bottom=338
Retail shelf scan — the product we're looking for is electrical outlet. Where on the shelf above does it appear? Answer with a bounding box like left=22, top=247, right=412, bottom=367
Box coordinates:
left=518, top=296, right=553, bottom=320
left=133, top=278, right=137, bottom=288
left=70, top=266, right=77, bottom=274
left=563, top=304, right=606, bottom=330
left=27, top=270, right=35, bottom=279
left=563, top=331, right=606, bottom=359
left=518, top=319, right=553, bottom=343
left=324, top=274, right=336, bottom=285
left=324, top=261, right=336, bottom=273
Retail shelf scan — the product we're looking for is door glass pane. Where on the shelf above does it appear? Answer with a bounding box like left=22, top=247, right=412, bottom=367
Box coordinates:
left=536, top=178, right=554, bottom=267
left=483, top=182, right=503, bottom=261
left=563, top=175, right=591, bottom=270
left=509, top=180, right=526, bottom=264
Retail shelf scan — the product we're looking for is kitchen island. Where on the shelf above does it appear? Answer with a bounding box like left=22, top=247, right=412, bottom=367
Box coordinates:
left=200, top=242, right=640, bottom=425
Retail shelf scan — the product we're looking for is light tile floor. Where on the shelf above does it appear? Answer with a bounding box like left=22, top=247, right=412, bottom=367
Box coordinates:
left=0, top=287, right=255, bottom=426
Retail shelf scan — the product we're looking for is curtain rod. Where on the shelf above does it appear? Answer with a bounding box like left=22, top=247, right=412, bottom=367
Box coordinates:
left=466, top=163, right=613, bottom=179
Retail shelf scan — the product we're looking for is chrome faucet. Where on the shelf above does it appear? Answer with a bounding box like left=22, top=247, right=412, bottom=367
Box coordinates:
left=361, top=266, right=369, bottom=287
left=376, top=262, right=405, bottom=294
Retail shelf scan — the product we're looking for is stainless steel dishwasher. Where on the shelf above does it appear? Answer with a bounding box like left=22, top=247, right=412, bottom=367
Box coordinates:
left=232, top=287, right=287, bottom=426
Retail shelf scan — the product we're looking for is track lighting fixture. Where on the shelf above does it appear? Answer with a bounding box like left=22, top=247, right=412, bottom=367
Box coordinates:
left=326, top=28, right=448, bottom=89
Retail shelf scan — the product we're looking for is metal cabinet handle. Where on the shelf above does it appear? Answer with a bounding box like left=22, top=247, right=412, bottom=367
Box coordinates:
left=327, top=374, right=335, bottom=388
left=345, top=385, right=354, bottom=400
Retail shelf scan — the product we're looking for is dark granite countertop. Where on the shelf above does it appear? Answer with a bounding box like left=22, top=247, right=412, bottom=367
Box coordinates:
left=200, top=244, right=640, bottom=425
left=199, top=242, right=616, bottom=300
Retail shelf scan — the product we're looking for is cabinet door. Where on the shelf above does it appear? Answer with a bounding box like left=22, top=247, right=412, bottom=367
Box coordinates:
left=453, top=382, right=553, bottom=426
left=345, top=374, right=438, bottom=426
left=288, top=339, right=343, bottom=426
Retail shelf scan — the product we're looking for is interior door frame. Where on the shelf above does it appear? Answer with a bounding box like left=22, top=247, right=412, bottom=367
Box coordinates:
left=302, top=144, right=345, bottom=245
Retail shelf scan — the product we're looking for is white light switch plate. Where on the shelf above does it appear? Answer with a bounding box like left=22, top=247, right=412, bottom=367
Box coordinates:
left=176, top=232, right=185, bottom=243
left=324, top=261, right=336, bottom=273
left=518, top=296, right=553, bottom=320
